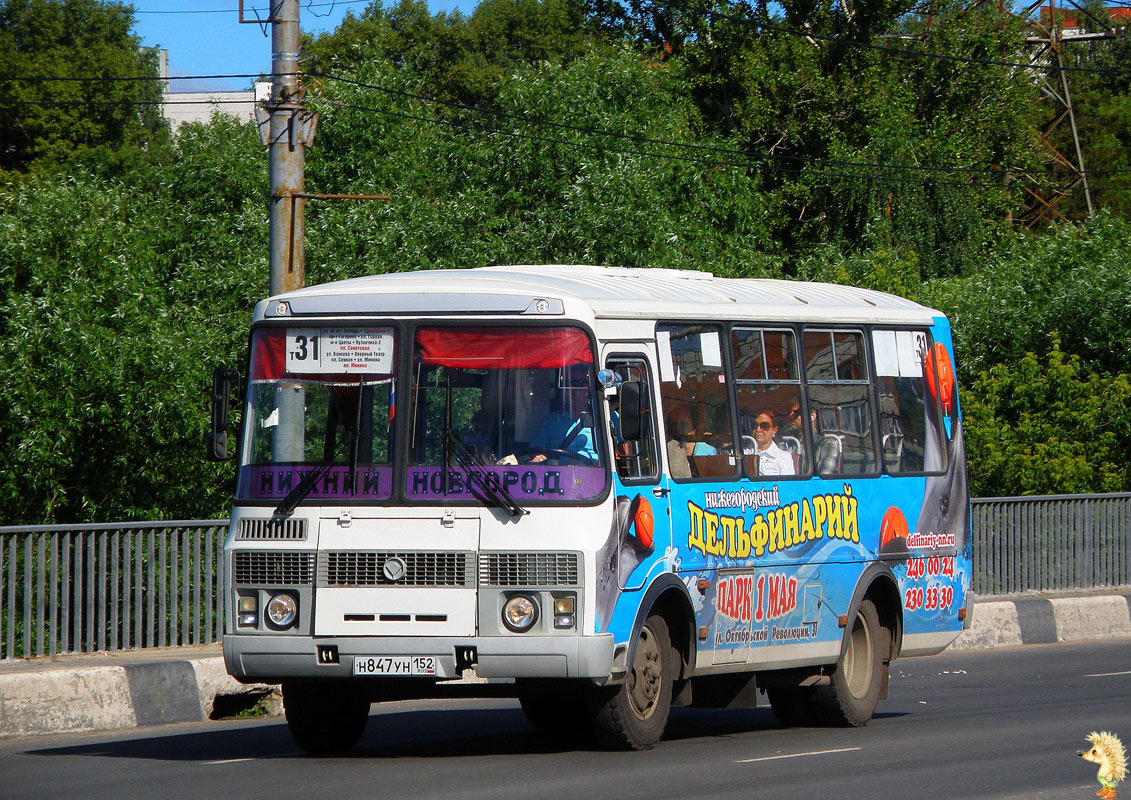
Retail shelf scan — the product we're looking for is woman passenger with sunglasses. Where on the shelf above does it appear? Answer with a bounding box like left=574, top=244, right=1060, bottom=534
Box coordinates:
left=744, top=410, right=796, bottom=476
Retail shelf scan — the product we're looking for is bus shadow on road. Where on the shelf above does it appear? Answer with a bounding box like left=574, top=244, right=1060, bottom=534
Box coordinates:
left=25, top=706, right=595, bottom=762
left=26, top=703, right=905, bottom=762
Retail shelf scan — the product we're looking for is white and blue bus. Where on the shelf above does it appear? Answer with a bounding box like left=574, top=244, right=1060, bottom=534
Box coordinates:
left=211, top=265, right=971, bottom=752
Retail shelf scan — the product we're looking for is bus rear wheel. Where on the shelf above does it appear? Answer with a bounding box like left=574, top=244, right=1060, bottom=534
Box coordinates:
left=812, top=598, right=884, bottom=726
left=282, top=680, right=370, bottom=755
left=588, top=614, right=673, bottom=750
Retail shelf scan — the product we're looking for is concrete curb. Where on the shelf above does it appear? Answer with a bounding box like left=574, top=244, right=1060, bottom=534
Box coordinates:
left=1, top=591, right=1128, bottom=740
left=949, top=591, right=1131, bottom=650
left=0, top=650, right=273, bottom=739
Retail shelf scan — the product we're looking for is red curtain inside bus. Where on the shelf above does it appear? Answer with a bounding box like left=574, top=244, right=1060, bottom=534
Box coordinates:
left=251, top=330, right=286, bottom=380
left=415, top=327, right=593, bottom=369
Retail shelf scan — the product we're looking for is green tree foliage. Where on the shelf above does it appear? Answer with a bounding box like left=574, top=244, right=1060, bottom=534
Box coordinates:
left=725, top=3, right=1036, bottom=277
left=0, top=118, right=264, bottom=524
left=306, top=0, right=595, bottom=105
left=572, top=0, right=1044, bottom=277
left=924, top=213, right=1131, bottom=380
left=793, top=244, right=923, bottom=300
left=961, top=338, right=1131, bottom=497
left=0, top=0, right=167, bottom=173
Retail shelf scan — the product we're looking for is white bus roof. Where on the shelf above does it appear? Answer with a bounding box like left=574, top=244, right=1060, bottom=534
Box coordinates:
left=259, top=265, right=943, bottom=325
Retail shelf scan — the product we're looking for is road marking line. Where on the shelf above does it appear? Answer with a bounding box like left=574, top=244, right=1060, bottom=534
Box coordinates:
left=1084, top=670, right=1131, bottom=677
left=736, top=747, right=861, bottom=763
left=201, top=758, right=257, bottom=765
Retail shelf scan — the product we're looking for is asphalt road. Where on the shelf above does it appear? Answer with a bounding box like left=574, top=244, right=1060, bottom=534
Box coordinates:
left=3, top=640, right=1129, bottom=800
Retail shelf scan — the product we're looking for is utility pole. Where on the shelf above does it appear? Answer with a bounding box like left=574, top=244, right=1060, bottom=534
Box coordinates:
left=245, top=0, right=382, bottom=296
left=268, top=0, right=311, bottom=296
left=917, top=0, right=1117, bottom=226
left=994, top=0, right=1117, bottom=226
left=245, top=0, right=318, bottom=295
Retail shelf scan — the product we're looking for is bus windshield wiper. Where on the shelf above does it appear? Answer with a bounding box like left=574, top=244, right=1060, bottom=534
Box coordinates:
left=441, top=378, right=526, bottom=518
left=274, top=380, right=363, bottom=519
left=443, top=427, right=527, bottom=518
left=272, top=451, right=339, bottom=519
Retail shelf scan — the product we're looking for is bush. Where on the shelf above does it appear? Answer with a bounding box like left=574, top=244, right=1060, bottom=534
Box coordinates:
left=962, top=337, right=1131, bottom=497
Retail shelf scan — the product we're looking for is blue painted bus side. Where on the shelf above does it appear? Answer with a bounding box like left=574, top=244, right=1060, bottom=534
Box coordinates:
left=595, top=316, right=970, bottom=669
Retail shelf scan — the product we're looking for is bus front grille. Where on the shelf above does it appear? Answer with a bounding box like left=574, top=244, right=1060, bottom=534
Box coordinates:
left=319, top=551, right=476, bottom=588
left=479, top=552, right=581, bottom=588
left=235, top=517, right=307, bottom=541
left=232, top=551, right=315, bottom=585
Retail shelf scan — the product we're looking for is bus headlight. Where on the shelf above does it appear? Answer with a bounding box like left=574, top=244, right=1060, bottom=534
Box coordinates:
left=502, top=594, right=539, bottom=632
left=265, top=592, right=298, bottom=629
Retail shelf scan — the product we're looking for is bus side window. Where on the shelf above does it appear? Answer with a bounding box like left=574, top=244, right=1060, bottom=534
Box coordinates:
left=871, top=329, right=947, bottom=474
left=656, top=323, right=738, bottom=480
left=802, top=329, right=879, bottom=475
left=607, top=358, right=659, bottom=482
left=731, top=327, right=807, bottom=478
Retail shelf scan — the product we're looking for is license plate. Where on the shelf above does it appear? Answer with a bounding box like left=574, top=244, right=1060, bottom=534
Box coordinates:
left=352, top=656, right=436, bottom=676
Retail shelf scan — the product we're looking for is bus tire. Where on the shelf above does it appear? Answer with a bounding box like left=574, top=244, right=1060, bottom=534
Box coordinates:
left=282, top=680, right=370, bottom=755
left=765, top=687, right=818, bottom=727
left=812, top=598, right=884, bottom=726
left=588, top=614, right=673, bottom=750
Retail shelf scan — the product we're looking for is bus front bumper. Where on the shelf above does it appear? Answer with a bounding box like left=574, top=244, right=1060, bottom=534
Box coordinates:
left=224, top=632, right=616, bottom=684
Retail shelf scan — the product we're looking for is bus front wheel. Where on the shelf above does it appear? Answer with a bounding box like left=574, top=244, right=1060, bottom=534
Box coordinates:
left=812, top=598, right=884, bottom=726
left=282, top=680, right=370, bottom=755
left=589, top=614, right=673, bottom=750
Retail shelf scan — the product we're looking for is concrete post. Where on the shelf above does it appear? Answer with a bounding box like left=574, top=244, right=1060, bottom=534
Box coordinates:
left=268, top=0, right=305, bottom=297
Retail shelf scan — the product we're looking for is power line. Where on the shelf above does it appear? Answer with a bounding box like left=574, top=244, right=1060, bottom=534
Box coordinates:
left=1, top=98, right=258, bottom=106
left=129, top=0, right=1130, bottom=77
left=0, top=72, right=290, bottom=83
left=0, top=67, right=1029, bottom=177
left=2, top=79, right=1126, bottom=191
left=132, top=0, right=367, bottom=15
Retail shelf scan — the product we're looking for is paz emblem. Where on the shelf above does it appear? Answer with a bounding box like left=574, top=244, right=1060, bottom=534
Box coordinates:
left=382, top=556, right=407, bottom=583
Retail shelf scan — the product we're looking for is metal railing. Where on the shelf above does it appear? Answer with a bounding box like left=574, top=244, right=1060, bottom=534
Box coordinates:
left=1, top=494, right=1129, bottom=660
left=0, top=520, right=228, bottom=660
left=971, top=493, right=1131, bottom=596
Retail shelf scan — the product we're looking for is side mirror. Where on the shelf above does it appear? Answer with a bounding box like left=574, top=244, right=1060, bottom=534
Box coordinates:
left=207, top=367, right=240, bottom=461
left=618, top=380, right=644, bottom=442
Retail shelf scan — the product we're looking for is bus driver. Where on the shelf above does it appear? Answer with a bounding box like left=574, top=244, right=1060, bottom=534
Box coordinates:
left=529, top=367, right=598, bottom=463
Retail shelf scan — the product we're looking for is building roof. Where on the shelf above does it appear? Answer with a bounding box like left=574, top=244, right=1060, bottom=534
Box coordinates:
left=1040, top=5, right=1130, bottom=29
left=163, top=91, right=257, bottom=129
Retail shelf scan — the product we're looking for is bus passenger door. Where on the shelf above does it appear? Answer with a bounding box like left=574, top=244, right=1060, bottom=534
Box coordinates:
left=602, top=355, right=672, bottom=595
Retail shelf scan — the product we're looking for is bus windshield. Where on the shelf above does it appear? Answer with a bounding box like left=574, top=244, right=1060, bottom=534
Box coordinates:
left=407, top=325, right=607, bottom=504
left=235, top=324, right=607, bottom=506
left=237, top=326, right=396, bottom=503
